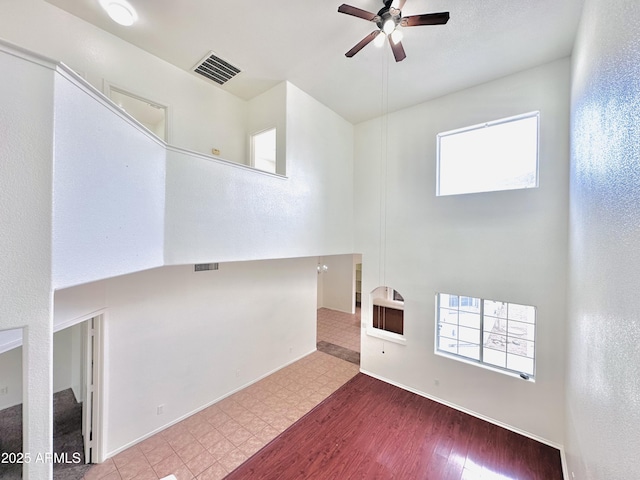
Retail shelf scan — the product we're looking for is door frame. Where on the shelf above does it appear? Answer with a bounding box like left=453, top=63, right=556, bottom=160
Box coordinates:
left=83, top=314, right=106, bottom=464
left=55, top=310, right=107, bottom=464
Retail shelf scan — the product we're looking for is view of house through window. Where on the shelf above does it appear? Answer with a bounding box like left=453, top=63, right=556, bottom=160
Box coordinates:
left=437, top=112, right=539, bottom=196
left=371, top=286, right=405, bottom=335
left=436, top=293, right=536, bottom=378
left=251, top=128, right=277, bottom=174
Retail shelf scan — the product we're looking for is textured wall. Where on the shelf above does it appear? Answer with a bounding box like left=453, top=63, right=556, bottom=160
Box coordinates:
left=52, top=73, right=166, bottom=289
left=0, top=46, right=56, bottom=480
left=567, top=0, right=640, bottom=478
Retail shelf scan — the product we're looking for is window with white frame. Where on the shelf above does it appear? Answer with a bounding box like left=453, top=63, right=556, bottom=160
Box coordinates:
left=436, top=293, right=536, bottom=378
left=251, top=128, right=276, bottom=174
left=436, top=112, right=539, bottom=196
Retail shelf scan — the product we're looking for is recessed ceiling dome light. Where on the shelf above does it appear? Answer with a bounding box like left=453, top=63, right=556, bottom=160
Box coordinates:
left=100, top=0, right=138, bottom=26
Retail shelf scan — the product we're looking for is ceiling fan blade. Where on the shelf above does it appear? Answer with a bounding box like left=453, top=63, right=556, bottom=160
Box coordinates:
left=401, top=11, right=450, bottom=27
left=345, top=31, right=380, bottom=57
left=389, top=38, right=406, bottom=62
left=338, top=4, right=378, bottom=21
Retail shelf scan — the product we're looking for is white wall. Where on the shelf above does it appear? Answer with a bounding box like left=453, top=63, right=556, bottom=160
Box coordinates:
left=0, top=0, right=248, bottom=163
left=286, top=84, right=355, bottom=255
left=52, top=72, right=166, bottom=290
left=51, top=259, right=318, bottom=455
left=566, top=0, right=640, bottom=478
left=247, top=82, right=287, bottom=175
left=164, top=82, right=354, bottom=265
left=354, top=58, right=570, bottom=445
left=54, top=281, right=107, bottom=331
left=318, top=254, right=356, bottom=313
left=0, top=44, right=56, bottom=479
left=0, top=333, right=22, bottom=410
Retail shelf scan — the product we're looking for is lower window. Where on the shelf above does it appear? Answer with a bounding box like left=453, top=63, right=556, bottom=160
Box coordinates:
left=435, top=293, right=536, bottom=378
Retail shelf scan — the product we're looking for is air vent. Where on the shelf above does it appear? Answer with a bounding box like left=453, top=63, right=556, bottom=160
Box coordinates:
left=193, top=51, right=240, bottom=85
left=194, top=263, right=219, bottom=272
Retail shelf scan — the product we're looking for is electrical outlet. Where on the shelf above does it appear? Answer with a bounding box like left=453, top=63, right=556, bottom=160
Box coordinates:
left=157, top=404, right=164, bottom=415
left=0, top=386, right=8, bottom=395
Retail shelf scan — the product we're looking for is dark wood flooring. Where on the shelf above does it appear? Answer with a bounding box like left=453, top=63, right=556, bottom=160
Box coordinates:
left=225, top=373, right=563, bottom=480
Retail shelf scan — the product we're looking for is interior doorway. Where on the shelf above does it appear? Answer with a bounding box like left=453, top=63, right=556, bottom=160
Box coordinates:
left=0, top=318, right=104, bottom=477
left=316, top=254, right=362, bottom=365
left=51, top=314, right=104, bottom=476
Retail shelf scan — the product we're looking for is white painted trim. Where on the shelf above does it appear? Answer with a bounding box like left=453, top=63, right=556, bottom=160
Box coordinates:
left=166, top=144, right=288, bottom=180
left=97, top=312, right=110, bottom=464
left=0, top=309, right=108, bottom=353
left=92, top=314, right=107, bottom=464
left=560, top=446, right=570, bottom=480
left=0, top=338, right=22, bottom=354
left=54, top=65, right=166, bottom=148
left=103, top=80, right=172, bottom=144
left=359, top=368, right=564, bottom=451
left=105, top=347, right=317, bottom=458
left=0, top=36, right=59, bottom=70
left=54, top=309, right=108, bottom=334
left=365, top=327, right=407, bottom=345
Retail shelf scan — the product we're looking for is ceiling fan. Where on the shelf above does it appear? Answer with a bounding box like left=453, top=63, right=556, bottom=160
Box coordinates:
left=338, top=0, right=450, bottom=62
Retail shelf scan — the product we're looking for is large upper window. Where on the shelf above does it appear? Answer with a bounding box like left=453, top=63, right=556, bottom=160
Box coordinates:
left=436, top=112, right=539, bottom=196
left=251, top=128, right=277, bottom=174
left=435, top=293, right=536, bottom=378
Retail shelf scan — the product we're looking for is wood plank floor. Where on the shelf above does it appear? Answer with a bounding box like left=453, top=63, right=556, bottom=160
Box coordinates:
left=225, top=373, right=563, bottom=480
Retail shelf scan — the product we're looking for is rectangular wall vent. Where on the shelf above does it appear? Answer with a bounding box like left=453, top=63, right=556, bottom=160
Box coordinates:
left=193, top=52, right=241, bottom=85
left=194, top=263, right=219, bottom=272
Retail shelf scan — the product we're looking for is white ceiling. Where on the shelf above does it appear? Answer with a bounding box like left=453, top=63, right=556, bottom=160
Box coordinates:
left=45, top=0, right=585, bottom=124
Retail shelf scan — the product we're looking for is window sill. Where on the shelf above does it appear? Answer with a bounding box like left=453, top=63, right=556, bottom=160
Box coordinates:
left=434, top=350, right=535, bottom=382
left=366, top=327, right=407, bottom=346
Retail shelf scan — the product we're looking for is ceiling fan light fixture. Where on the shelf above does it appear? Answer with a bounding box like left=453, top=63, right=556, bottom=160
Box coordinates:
left=338, top=2, right=450, bottom=61
left=374, top=31, right=386, bottom=47
left=390, top=29, right=403, bottom=44
left=382, top=18, right=396, bottom=35
left=100, top=0, right=138, bottom=26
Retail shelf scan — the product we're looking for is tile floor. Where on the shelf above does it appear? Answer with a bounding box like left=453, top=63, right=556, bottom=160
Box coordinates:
left=316, top=307, right=361, bottom=353
left=83, top=308, right=361, bottom=480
